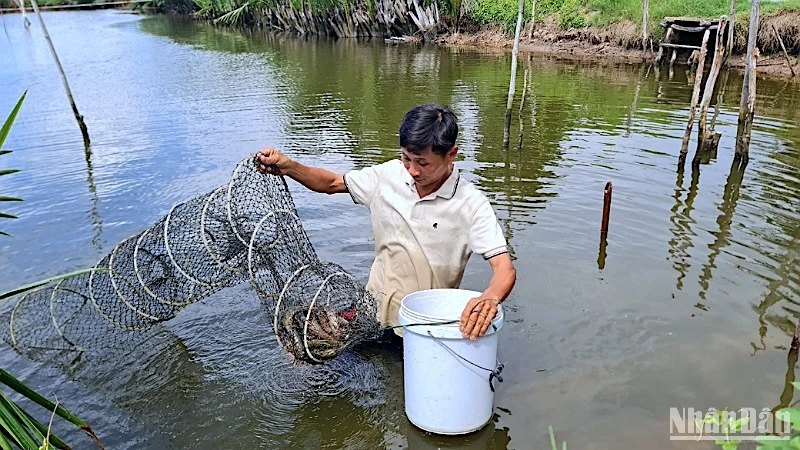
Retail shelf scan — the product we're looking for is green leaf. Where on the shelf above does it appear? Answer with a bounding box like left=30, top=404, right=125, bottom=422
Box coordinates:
left=0, top=197, right=22, bottom=202
left=0, top=268, right=106, bottom=301
left=777, top=408, right=800, bottom=431
left=0, top=170, right=20, bottom=177
left=0, top=432, right=15, bottom=450
left=0, top=367, right=102, bottom=448
left=0, top=213, right=18, bottom=220
left=792, top=381, right=800, bottom=391
left=0, top=91, right=26, bottom=149
left=0, top=392, right=40, bottom=449
left=0, top=151, right=11, bottom=156
left=16, top=406, right=69, bottom=450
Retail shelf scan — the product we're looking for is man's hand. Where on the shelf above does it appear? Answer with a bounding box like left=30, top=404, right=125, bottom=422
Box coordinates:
left=255, top=147, right=293, bottom=175
left=459, top=296, right=500, bottom=341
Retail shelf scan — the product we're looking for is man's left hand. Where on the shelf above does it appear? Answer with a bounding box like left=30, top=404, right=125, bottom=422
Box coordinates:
left=459, top=297, right=500, bottom=341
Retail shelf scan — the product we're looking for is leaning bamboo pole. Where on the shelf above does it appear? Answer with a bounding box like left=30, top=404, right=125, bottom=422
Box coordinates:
left=735, top=0, right=760, bottom=163
left=504, top=0, right=525, bottom=148
left=678, top=28, right=710, bottom=171
left=695, top=16, right=729, bottom=165
left=29, top=0, right=90, bottom=146
left=772, top=24, right=796, bottom=77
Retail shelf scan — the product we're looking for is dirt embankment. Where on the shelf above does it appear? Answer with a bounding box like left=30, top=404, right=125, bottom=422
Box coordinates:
left=437, top=13, right=800, bottom=81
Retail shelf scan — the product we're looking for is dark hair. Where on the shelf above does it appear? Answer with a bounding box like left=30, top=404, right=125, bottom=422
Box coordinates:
left=399, top=104, right=459, bottom=157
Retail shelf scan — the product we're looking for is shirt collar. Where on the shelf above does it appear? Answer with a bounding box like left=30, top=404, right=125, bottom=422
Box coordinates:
left=401, top=162, right=461, bottom=200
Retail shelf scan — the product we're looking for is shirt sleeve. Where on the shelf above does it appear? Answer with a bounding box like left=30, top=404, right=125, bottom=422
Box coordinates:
left=343, top=164, right=381, bottom=207
left=469, top=200, right=508, bottom=259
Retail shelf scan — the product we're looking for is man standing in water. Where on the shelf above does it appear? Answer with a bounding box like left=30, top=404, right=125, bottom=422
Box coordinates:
left=255, top=104, right=516, bottom=340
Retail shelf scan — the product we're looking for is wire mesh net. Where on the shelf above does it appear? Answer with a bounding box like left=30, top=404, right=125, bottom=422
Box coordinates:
left=0, top=155, right=382, bottom=365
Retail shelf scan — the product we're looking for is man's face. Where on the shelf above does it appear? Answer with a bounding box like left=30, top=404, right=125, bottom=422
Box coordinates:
left=400, top=146, right=457, bottom=189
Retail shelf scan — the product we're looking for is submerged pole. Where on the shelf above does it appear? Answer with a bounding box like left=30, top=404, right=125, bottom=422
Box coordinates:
left=598, top=181, right=613, bottom=270
left=735, top=0, right=760, bottom=163
left=503, top=0, right=524, bottom=148
left=679, top=28, right=710, bottom=171
left=695, top=16, right=728, bottom=165
left=29, top=0, right=90, bottom=147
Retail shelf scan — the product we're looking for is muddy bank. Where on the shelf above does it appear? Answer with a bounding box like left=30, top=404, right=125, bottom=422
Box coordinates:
left=437, top=18, right=800, bottom=81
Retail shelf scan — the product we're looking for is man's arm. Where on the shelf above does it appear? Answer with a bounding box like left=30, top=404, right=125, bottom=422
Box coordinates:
left=459, top=253, right=516, bottom=340
left=255, top=148, right=347, bottom=194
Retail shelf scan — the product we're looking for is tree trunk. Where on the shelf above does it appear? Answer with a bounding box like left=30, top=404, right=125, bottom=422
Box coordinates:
left=504, top=0, right=525, bottom=148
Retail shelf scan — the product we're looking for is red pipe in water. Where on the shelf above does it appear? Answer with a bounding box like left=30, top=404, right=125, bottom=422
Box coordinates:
left=601, top=182, right=612, bottom=239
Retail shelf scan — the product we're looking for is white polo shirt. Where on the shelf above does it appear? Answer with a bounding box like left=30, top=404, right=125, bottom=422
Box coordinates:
left=343, top=159, right=508, bottom=330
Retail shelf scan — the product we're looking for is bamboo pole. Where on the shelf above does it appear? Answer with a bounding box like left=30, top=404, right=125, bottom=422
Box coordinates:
left=527, top=0, right=536, bottom=39
left=726, top=0, right=735, bottom=62
left=694, top=16, right=728, bottom=165
left=16, top=0, right=30, bottom=28
left=503, top=0, right=525, bottom=148
left=771, top=24, right=796, bottom=77
left=29, top=0, right=90, bottom=146
left=642, top=0, right=649, bottom=56
left=735, top=0, right=760, bottom=163
left=678, top=28, right=710, bottom=171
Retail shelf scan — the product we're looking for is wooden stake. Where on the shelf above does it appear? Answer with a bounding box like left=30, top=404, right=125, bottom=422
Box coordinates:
left=726, top=0, right=735, bottom=61
left=654, top=26, right=674, bottom=64
left=678, top=28, right=710, bottom=171
left=771, top=24, right=796, bottom=77
left=29, top=0, right=90, bottom=147
left=528, top=0, right=536, bottom=40
left=695, top=16, right=728, bottom=165
left=17, top=0, right=30, bottom=28
left=504, top=0, right=524, bottom=148
left=735, top=0, right=760, bottom=163
left=601, top=181, right=612, bottom=239
left=642, top=0, right=649, bottom=56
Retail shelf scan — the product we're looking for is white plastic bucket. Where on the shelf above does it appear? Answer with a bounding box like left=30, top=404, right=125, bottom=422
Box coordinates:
left=398, top=289, right=504, bottom=435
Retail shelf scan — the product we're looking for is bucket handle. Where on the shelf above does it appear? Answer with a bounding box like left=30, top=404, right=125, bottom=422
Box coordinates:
left=426, top=330, right=505, bottom=392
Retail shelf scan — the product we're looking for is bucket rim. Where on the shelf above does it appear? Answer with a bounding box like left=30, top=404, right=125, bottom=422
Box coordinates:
left=398, top=288, right=504, bottom=337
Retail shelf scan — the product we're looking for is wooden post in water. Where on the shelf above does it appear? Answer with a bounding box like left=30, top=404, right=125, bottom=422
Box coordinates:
left=528, top=0, right=536, bottom=39
left=29, top=0, right=90, bottom=146
left=726, top=0, right=735, bottom=63
left=642, top=0, right=649, bottom=57
left=678, top=28, right=710, bottom=171
left=694, top=16, right=728, bottom=165
left=16, top=0, right=31, bottom=28
left=503, top=0, right=525, bottom=148
left=772, top=24, right=796, bottom=77
left=735, top=0, right=760, bottom=163
left=597, top=182, right=613, bottom=270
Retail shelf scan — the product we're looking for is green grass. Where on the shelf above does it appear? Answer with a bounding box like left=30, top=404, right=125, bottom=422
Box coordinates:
left=471, top=0, right=800, bottom=30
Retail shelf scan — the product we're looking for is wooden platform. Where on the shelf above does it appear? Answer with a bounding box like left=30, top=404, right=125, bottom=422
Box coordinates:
left=654, top=16, right=730, bottom=67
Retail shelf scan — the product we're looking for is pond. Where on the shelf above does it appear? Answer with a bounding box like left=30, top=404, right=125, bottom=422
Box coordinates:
left=1, top=10, right=800, bottom=449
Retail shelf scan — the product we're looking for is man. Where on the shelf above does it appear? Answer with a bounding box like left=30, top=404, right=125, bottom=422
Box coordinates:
left=255, top=104, right=516, bottom=340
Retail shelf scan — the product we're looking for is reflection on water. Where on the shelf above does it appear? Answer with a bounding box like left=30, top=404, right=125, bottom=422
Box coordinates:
left=1, top=10, right=800, bottom=449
